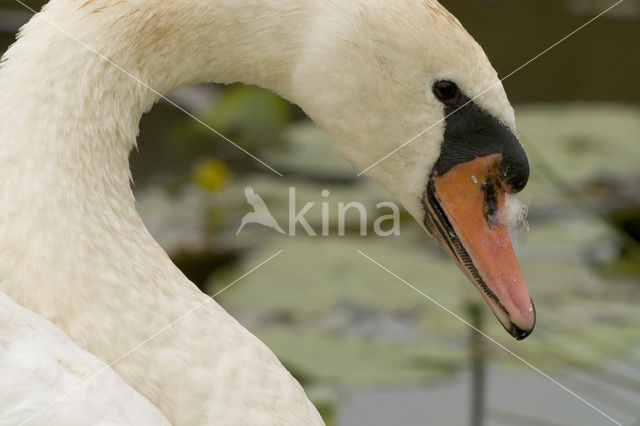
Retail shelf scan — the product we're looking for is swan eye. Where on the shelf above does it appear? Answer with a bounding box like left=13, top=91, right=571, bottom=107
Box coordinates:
left=433, top=80, right=460, bottom=104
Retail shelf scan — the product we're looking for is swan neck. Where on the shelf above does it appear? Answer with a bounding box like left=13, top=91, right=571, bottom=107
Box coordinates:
left=0, top=3, right=324, bottom=423
left=0, top=0, right=310, bottom=309
left=0, top=0, right=314, bottom=218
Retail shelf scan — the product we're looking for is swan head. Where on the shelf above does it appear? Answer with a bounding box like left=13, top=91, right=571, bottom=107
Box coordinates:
left=292, top=1, right=534, bottom=339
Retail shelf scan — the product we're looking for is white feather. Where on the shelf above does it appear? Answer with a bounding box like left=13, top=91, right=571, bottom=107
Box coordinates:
left=504, top=194, right=530, bottom=235
left=0, top=291, right=169, bottom=425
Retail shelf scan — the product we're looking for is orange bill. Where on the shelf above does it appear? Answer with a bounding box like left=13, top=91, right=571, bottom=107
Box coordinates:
left=424, top=153, right=535, bottom=339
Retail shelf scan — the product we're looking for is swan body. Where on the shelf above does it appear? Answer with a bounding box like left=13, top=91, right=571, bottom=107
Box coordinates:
left=0, top=291, right=170, bottom=425
left=0, top=0, right=534, bottom=424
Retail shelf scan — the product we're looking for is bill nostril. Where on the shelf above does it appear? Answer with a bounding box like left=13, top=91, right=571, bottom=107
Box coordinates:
left=481, top=179, right=499, bottom=228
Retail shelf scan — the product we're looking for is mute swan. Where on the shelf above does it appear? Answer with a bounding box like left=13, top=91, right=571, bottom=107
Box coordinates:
left=0, top=0, right=534, bottom=424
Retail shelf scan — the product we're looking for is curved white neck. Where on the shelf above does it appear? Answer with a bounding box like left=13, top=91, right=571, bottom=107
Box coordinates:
left=0, top=0, right=309, bottom=305
left=0, top=1, right=323, bottom=423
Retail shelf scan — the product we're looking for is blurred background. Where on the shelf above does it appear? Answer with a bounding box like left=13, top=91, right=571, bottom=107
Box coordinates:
left=1, top=0, right=639, bottom=425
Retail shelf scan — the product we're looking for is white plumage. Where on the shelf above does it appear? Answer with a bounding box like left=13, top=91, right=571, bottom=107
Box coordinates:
left=0, top=0, right=523, bottom=424
left=0, top=291, right=169, bottom=425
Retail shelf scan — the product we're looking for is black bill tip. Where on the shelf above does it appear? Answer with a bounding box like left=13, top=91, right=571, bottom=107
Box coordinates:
left=507, top=299, right=536, bottom=340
